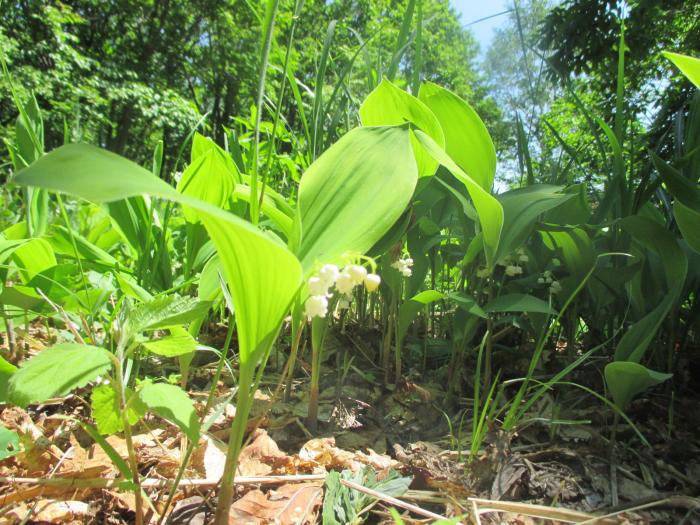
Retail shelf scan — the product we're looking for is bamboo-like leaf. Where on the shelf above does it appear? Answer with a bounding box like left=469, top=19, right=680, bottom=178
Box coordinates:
left=663, top=51, right=700, bottom=88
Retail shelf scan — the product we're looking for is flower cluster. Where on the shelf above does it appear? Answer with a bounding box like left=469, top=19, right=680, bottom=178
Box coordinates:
left=391, top=257, right=413, bottom=277
left=537, top=270, right=561, bottom=294
left=516, top=248, right=529, bottom=263
left=505, top=264, right=523, bottom=277
left=304, top=263, right=380, bottom=320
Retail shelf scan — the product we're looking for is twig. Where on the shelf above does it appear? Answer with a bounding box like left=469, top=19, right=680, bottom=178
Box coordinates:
left=339, top=478, right=447, bottom=521
left=0, top=474, right=327, bottom=490
left=577, top=496, right=700, bottom=525
left=469, top=497, right=613, bottom=524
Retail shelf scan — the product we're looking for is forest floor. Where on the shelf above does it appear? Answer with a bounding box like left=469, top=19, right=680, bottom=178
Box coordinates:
left=1, top=323, right=699, bottom=524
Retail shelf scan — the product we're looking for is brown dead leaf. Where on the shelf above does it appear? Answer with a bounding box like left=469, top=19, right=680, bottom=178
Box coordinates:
left=236, top=429, right=288, bottom=477
left=191, top=435, right=227, bottom=480
left=298, top=437, right=361, bottom=472
left=32, top=499, right=92, bottom=523
left=229, top=482, right=323, bottom=525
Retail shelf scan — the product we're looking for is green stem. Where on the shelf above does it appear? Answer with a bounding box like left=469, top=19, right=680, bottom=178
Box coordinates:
left=250, top=0, right=280, bottom=225
left=113, top=355, right=143, bottom=525
left=213, top=372, right=253, bottom=525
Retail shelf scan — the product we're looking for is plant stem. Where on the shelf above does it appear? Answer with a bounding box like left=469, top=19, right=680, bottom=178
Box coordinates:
left=250, top=0, right=280, bottom=225
left=213, top=373, right=253, bottom=525
left=113, top=354, right=144, bottom=525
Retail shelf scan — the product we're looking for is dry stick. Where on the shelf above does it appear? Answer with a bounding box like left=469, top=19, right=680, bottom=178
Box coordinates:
left=576, top=496, right=700, bottom=525
left=35, top=288, right=84, bottom=344
left=1, top=474, right=446, bottom=520
left=339, top=479, right=447, bottom=521
left=0, top=474, right=327, bottom=491
left=469, top=497, right=607, bottom=524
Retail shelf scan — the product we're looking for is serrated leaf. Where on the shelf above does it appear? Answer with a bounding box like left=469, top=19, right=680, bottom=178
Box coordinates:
left=7, top=344, right=112, bottom=408
left=138, top=382, right=199, bottom=442
left=91, top=384, right=146, bottom=435
left=141, top=329, right=198, bottom=358
left=129, top=295, right=211, bottom=333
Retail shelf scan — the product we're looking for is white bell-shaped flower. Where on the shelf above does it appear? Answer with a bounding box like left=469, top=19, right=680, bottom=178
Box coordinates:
left=308, top=276, right=329, bottom=296
left=305, top=295, right=328, bottom=319
left=549, top=281, right=562, bottom=294
left=364, top=273, right=381, bottom=292
left=346, top=264, right=367, bottom=285
left=318, top=264, right=339, bottom=286
left=335, top=272, right=355, bottom=295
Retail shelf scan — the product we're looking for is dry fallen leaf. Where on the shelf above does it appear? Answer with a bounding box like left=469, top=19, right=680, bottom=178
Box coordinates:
left=236, top=429, right=288, bottom=477
left=191, top=435, right=227, bottom=480
left=229, top=482, right=323, bottom=525
left=32, top=499, right=91, bottom=523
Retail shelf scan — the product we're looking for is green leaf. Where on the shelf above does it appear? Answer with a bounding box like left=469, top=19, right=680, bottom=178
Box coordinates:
left=7, top=344, right=113, bottom=408
left=496, top=185, right=575, bottom=264
left=138, top=382, right=199, bottom=442
left=177, top=147, right=240, bottom=223
left=142, top=329, right=198, bottom=357
left=604, top=361, right=672, bottom=410
left=0, top=425, right=22, bottom=460
left=615, top=216, right=688, bottom=362
left=11, top=237, right=56, bottom=282
left=91, top=384, right=146, bottom=435
left=663, top=51, right=700, bottom=88
left=484, top=293, right=555, bottom=314
left=359, top=79, right=444, bottom=177
left=294, top=126, right=418, bottom=272
left=674, top=200, right=700, bottom=253
left=413, top=130, right=503, bottom=268
left=129, top=295, right=211, bottom=333
left=418, top=82, right=496, bottom=191
left=0, top=355, right=17, bottom=403
left=15, top=142, right=302, bottom=371
left=398, top=290, right=445, bottom=345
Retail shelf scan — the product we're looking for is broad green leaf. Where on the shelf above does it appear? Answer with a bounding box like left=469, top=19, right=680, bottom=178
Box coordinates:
left=413, top=130, right=503, bottom=268
left=398, top=290, right=445, bottom=344
left=604, top=361, right=672, bottom=410
left=138, top=382, right=199, bottom=442
left=615, top=215, right=687, bottom=362
left=0, top=425, right=21, bottom=460
left=15, top=141, right=302, bottom=372
left=674, top=200, right=700, bottom=253
left=11, top=237, right=56, bottom=281
left=541, top=227, right=595, bottom=285
left=142, top=329, right=198, bottom=357
left=496, top=185, right=575, bottom=264
left=177, top=147, right=239, bottom=223
left=359, top=79, right=444, bottom=177
left=663, top=51, right=700, bottom=88
left=449, top=292, right=488, bottom=318
left=484, top=293, right=555, bottom=314
left=7, top=344, right=112, bottom=408
left=49, top=225, right=117, bottom=265
left=0, top=355, right=17, bottom=402
left=233, top=184, right=293, bottom=236
left=129, top=295, right=212, bottom=333
left=91, top=384, right=146, bottom=435
left=198, top=254, right=223, bottom=304
left=294, top=126, right=418, bottom=272
left=418, top=82, right=496, bottom=191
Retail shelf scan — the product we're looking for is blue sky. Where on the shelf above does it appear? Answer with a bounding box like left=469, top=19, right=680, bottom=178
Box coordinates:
left=450, top=0, right=512, bottom=56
